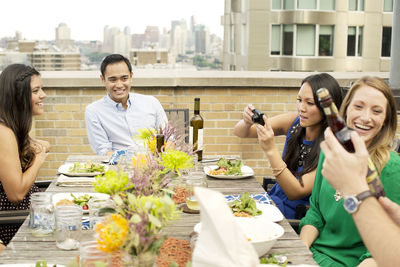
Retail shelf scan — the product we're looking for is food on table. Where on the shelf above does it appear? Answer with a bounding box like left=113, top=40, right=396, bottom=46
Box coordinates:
left=55, top=199, right=74, bottom=206
left=229, top=192, right=262, bottom=217
left=70, top=193, right=93, bottom=210
left=68, top=161, right=105, bottom=174
left=172, top=185, right=187, bottom=204
left=208, top=158, right=243, bottom=176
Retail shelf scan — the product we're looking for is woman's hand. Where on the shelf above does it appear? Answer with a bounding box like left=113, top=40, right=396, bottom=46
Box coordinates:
left=255, top=115, right=276, bottom=154
left=242, top=104, right=256, bottom=126
left=33, top=139, right=50, bottom=153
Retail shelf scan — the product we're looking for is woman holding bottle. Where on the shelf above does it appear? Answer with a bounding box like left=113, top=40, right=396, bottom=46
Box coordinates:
left=0, top=64, right=49, bottom=247
left=233, top=73, right=343, bottom=219
left=299, top=76, right=400, bottom=267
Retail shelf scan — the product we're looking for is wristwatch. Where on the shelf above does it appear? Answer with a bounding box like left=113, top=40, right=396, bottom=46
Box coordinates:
left=343, top=190, right=375, bottom=214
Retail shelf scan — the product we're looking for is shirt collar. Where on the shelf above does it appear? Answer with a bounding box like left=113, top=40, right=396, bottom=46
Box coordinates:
left=105, top=93, right=132, bottom=110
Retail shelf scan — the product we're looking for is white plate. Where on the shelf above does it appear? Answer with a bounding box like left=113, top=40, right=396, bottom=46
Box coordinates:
left=254, top=202, right=284, bottom=222
left=57, top=163, right=108, bottom=177
left=52, top=192, right=110, bottom=213
left=204, top=165, right=254, bottom=179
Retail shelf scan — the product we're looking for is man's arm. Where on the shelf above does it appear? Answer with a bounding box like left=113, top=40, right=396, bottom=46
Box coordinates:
left=320, top=128, right=400, bottom=267
left=85, top=107, right=113, bottom=155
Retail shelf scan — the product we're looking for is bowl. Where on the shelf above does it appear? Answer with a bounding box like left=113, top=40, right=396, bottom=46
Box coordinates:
left=193, top=217, right=284, bottom=257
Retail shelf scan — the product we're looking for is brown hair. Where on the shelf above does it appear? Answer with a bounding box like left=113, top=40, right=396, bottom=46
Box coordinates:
left=339, top=76, right=397, bottom=172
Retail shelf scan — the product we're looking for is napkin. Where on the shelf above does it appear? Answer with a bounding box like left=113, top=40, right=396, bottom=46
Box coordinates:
left=192, top=187, right=260, bottom=267
left=56, top=174, right=94, bottom=187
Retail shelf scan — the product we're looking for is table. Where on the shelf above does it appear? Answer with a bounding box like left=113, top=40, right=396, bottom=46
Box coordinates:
left=0, top=155, right=316, bottom=265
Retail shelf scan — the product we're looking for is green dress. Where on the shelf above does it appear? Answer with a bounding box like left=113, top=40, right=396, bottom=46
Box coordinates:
left=300, top=151, right=400, bottom=267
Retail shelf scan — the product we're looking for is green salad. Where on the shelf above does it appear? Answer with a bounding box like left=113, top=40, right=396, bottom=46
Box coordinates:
left=212, top=158, right=243, bottom=176
left=68, top=161, right=105, bottom=173
left=229, top=192, right=262, bottom=216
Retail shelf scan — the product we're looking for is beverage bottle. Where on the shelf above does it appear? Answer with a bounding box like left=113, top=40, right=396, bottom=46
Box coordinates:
left=156, top=134, right=164, bottom=154
left=189, top=98, right=204, bottom=161
left=317, top=88, right=385, bottom=197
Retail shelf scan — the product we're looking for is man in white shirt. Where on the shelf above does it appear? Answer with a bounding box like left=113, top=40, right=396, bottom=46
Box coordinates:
left=85, top=54, right=168, bottom=156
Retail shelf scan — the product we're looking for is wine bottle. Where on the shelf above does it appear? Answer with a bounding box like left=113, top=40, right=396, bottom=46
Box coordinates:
left=317, top=88, right=385, bottom=197
left=156, top=134, right=164, bottom=154
left=189, top=98, right=204, bottom=161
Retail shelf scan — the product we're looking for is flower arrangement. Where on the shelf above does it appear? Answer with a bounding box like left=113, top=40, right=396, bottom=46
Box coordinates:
left=91, top=122, right=195, bottom=266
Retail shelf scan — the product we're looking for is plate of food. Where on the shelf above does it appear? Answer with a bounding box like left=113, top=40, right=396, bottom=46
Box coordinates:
left=204, top=158, right=254, bottom=179
left=52, top=192, right=110, bottom=213
left=57, top=161, right=107, bottom=177
left=228, top=192, right=283, bottom=222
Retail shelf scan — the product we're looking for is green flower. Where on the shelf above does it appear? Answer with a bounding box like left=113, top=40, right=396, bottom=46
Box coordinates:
left=158, top=149, right=194, bottom=176
left=93, top=170, right=133, bottom=195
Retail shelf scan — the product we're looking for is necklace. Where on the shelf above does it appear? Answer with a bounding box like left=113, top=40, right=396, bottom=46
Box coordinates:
left=334, top=190, right=342, bottom=201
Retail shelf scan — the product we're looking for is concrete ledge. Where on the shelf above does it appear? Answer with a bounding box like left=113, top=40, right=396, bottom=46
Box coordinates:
left=40, top=70, right=390, bottom=88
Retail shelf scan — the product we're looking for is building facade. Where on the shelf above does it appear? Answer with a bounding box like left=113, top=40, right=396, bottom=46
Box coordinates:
left=129, top=49, right=169, bottom=66
left=222, top=0, right=394, bottom=71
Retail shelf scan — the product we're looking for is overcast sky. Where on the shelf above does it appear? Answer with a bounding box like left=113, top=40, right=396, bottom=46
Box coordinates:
left=0, top=0, right=224, bottom=41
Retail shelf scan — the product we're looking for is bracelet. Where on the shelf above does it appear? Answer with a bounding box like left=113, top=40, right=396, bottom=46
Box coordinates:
left=272, top=162, right=287, bottom=177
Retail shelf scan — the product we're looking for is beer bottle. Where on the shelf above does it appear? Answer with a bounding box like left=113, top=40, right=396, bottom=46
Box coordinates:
left=156, top=134, right=164, bottom=154
left=189, top=98, right=204, bottom=161
left=317, top=88, right=385, bottom=197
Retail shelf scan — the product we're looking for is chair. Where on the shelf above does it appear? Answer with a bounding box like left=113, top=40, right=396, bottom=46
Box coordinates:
left=263, top=176, right=309, bottom=234
left=0, top=180, right=52, bottom=225
left=164, top=108, right=190, bottom=143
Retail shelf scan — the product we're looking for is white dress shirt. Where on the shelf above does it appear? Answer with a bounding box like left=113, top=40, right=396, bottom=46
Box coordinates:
left=85, top=93, right=168, bottom=155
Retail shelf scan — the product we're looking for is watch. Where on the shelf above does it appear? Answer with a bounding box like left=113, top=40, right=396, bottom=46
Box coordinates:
left=343, top=190, right=375, bottom=214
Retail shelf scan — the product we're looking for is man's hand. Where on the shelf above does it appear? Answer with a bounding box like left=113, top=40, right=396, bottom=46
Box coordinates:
left=379, top=197, right=400, bottom=227
left=320, top=128, right=369, bottom=195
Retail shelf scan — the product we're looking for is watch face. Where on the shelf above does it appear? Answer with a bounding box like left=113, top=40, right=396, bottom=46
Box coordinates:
left=344, top=196, right=358, bottom=213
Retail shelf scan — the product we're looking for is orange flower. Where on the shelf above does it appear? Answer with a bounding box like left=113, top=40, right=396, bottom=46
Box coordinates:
left=95, top=214, right=129, bottom=252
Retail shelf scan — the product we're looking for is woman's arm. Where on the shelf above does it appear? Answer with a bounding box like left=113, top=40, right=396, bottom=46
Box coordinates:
left=300, top=224, right=319, bottom=249
left=255, top=117, right=315, bottom=200
left=233, top=104, right=297, bottom=138
left=0, top=126, right=48, bottom=203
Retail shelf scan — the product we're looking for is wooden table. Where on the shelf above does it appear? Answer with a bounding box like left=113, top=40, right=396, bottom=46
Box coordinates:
left=0, top=155, right=316, bottom=265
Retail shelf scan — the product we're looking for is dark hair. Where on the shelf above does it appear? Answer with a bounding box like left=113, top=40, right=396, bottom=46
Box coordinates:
left=100, top=54, right=132, bottom=77
left=0, top=64, right=40, bottom=171
left=282, top=73, right=343, bottom=182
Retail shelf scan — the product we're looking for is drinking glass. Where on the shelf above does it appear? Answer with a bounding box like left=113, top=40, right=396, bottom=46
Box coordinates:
left=185, top=173, right=208, bottom=211
left=29, top=192, right=55, bottom=237
left=55, top=205, right=82, bottom=250
left=88, top=198, right=114, bottom=229
left=80, top=240, right=111, bottom=267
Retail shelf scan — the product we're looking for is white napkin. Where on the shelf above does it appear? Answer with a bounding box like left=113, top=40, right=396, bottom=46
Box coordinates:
left=56, top=174, right=94, bottom=187
left=192, top=187, right=260, bottom=267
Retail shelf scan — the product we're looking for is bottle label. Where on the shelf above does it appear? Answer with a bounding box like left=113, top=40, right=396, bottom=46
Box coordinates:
left=198, top=129, right=203, bottom=150
left=323, top=107, right=332, bottom=116
left=189, top=126, right=194, bottom=146
left=189, top=127, right=203, bottom=150
left=335, top=127, right=351, bottom=142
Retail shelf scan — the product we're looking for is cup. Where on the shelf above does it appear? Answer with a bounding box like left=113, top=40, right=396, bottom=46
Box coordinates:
left=55, top=205, right=82, bottom=250
left=80, top=240, right=111, bottom=267
left=185, top=173, right=208, bottom=211
left=88, top=198, right=114, bottom=229
left=29, top=192, right=55, bottom=237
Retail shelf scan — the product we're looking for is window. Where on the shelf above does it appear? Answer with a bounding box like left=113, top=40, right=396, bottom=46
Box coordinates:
left=383, top=0, right=393, bottom=12
left=381, top=27, right=391, bottom=57
left=272, top=0, right=281, bottom=9
left=283, top=25, right=294, bottom=55
left=298, top=0, right=316, bottom=9
left=271, top=25, right=281, bottom=55
left=319, top=26, right=334, bottom=56
left=347, top=26, right=363, bottom=56
left=320, top=0, right=335, bottom=10
left=297, top=25, right=315, bottom=56
left=284, top=0, right=295, bottom=9
left=349, top=0, right=364, bottom=11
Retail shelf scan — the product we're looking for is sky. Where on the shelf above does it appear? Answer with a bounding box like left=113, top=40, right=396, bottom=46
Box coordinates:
left=0, top=0, right=224, bottom=41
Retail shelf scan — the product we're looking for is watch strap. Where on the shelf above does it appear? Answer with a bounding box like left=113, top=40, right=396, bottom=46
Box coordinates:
left=356, top=190, right=375, bottom=202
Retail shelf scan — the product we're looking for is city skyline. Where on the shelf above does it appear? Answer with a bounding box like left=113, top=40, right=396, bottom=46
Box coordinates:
left=0, top=0, right=224, bottom=41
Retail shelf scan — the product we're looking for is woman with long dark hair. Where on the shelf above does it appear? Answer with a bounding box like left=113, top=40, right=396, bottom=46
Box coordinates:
left=0, top=64, right=49, bottom=247
left=233, top=73, right=343, bottom=219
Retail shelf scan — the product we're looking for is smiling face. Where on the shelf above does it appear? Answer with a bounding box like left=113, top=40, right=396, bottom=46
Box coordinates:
left=296, top=82, right=323, bottom=129
left=101, top=61, right=132, bottom=106
left=30, top=75, right=46, bottom=116
left=345, top=85, right=387, bottom=147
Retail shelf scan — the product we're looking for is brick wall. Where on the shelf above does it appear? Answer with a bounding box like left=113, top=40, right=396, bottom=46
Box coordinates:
left=33, top=71, right=399, bottom=183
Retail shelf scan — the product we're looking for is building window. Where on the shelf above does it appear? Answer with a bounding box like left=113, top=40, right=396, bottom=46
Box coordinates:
left=271, top=25, right=281, bottom=55
left=319, top=25, right=334, bottom=56
left=298, top=0, right=316, bottom=9
left=347, top=26, right=363, bottom=56
left=349, top=0, right=364, bottom=11
left=381, top=27, right=391, bottom=57
left=272, top=0, right=281, bottom=9
left=283, top=25, right=294, bottom=55
left=320, top=0, right=335, bottom=10
left=284, top=0, right=295, bottom=9
left=297, top=25, right=315, bottom=56
left=383, top=0, right=393, bottom=12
